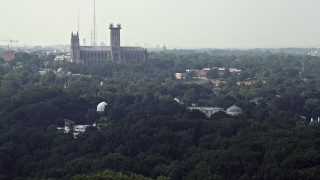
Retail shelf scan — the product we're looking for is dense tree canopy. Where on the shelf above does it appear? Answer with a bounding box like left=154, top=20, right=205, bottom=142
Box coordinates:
left=0, top=49, right=320, bottom=179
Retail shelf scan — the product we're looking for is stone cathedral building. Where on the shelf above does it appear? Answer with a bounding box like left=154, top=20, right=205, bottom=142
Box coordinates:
left=70, top=23, right=148, bottom=64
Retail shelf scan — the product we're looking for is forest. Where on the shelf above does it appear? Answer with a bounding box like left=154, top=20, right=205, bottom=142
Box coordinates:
left=0, top=49, right=320, bottom=179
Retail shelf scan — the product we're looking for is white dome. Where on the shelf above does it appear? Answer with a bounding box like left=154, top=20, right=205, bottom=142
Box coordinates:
left=97, top=102, right=108, bottom=112
left=226, top=105, right=242, bottom=116
left=57, top=68, right=64, bottom=73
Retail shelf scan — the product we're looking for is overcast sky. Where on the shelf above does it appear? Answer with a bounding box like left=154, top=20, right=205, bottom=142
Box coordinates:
left=0, top=0, right=320, bottom=48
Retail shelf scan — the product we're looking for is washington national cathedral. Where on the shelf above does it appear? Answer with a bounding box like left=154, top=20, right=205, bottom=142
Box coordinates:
left=70, top=23, right=148, bottom=64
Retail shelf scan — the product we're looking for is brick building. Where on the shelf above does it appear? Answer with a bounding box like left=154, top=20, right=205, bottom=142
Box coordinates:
left=2, top=51, right=15, bottom=61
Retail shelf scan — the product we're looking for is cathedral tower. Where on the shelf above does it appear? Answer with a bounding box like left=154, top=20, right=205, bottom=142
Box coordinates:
left=110, top=23, right=121, bottom=47
left=109, top=23, right=121, bottom=61
left=70, top=32, right=80, bottom=63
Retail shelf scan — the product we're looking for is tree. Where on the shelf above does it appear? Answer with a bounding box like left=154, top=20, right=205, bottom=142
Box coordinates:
left=223, top=68, right=231, bottom=78
left=207, top=68, right=219, bottom=79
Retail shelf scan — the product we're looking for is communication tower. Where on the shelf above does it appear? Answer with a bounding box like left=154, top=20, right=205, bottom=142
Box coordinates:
left=92, top=0, right=97, bottom=46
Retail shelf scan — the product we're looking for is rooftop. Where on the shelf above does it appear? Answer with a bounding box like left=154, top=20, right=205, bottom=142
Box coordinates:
left=79, top=46, right=145, bottom=52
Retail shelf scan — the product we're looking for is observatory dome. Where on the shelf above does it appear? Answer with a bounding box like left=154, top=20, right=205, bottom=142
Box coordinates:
left=97, top=102, right=108, bottom=112
left=57, top=68, right=65, bottom=73
left=226, top=105, right=242, bottom=116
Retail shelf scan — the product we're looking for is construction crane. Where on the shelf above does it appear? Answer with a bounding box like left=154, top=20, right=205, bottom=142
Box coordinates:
left=0, top=38, right=19, bottom=48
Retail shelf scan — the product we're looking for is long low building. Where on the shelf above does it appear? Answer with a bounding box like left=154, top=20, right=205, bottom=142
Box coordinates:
left=188, top=105, right=243, bottom=118
left=187, top=107, right=224, bottom=118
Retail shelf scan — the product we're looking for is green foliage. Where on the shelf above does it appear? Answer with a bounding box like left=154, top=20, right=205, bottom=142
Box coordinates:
left=72, top=170, right=158, bottom=180
left=0, top=50, right=320, bottom=179
left=206, top=69, right=219, bottom=79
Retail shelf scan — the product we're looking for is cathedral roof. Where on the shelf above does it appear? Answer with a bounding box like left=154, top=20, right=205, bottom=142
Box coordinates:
left=120, top=46, right=146, bottom=52
left=79, top=46, right=146, bottom=52
left=80, top=46, right=111, bottom=51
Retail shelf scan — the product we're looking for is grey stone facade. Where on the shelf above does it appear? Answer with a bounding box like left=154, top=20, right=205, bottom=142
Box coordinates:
left=71, top=23, right=148, bottom=64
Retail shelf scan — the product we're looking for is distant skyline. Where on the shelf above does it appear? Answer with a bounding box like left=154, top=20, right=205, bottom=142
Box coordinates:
left=1, top=0, right=320, bottom=48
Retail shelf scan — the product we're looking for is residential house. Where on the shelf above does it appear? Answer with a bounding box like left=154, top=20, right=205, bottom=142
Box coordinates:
left=237, top=78, right=257, bottom=86
left=175, top=73, right=186, bottom=80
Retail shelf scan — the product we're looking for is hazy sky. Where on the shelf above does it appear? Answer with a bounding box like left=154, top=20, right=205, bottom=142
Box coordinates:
left=0, top=0, right=320, bottom=48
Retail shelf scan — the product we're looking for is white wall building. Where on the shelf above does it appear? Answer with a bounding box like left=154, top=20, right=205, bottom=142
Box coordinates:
left=188, top=107, right=224, bottom=118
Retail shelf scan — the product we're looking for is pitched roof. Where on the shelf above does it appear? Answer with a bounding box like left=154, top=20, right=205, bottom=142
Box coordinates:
left=120, top=46, right=146, bottom=52
left=79, top=46, right=146, bottom=52
left=80, top=46, right=111, bottom=51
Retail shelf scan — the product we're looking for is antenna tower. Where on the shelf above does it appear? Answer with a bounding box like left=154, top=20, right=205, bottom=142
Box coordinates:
left=93, top=0, right=97, bottom=46
left=78, top=8, right=80, bottom=33
left=91, top=29, right=93, bottom=45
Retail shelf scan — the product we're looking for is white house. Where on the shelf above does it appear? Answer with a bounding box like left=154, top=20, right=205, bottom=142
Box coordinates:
left=175, top=73, right=186, bottom=80
left=73, top=125, right=91, bottom=136
left=57, top=124, right=91, bottom=137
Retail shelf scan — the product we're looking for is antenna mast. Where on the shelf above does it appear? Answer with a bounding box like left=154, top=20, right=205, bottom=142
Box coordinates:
left=77, top=8, right=80, bottom=33
left=91, top=29, right=93, bottom=46
left=93, top=0, right=97, bottom=46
